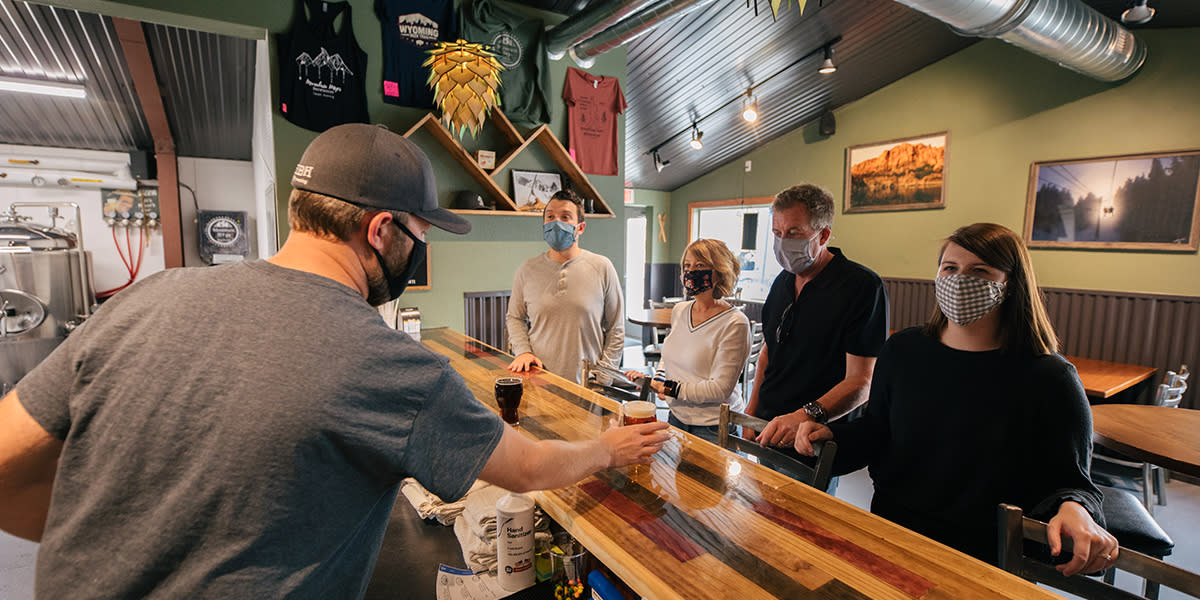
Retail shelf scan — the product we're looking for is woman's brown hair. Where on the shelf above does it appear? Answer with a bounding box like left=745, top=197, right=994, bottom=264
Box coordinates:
left=682, top=239, right=740, bottom=300
left=923, top=223, right=1059, bottom=355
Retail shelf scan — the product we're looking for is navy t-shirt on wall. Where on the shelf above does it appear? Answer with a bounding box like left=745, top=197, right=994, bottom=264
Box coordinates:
left=376, top=0, right=456, bottom=108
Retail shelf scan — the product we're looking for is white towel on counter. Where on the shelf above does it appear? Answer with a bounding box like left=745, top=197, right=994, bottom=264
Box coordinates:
left=460, top=485, right=512, bottom=539
left=400, top=478, right=492, bottom=525
left=454, top=514, right=499, bottom=574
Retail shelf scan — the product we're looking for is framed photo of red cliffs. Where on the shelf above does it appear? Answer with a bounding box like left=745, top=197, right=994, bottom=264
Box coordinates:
left=844, top=132, right=947, bottom=213
left=1024, top=149, right=1200, bottom=251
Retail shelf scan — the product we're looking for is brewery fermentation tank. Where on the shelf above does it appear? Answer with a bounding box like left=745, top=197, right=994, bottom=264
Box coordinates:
left=1, top=202, right=95, bottom=394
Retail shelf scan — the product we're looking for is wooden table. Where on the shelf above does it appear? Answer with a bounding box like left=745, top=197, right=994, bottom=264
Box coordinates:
left=421, top=327, right=1058, bottom=600
left=1065, top=355, right=1157, bottom=399
left=1091, top=404, right=1200, bottom=479
left=627, top=307, right=673, bottom=329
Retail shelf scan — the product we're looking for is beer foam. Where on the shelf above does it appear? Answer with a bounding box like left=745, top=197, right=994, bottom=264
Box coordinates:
left=623, top=401, right=656, bottom=419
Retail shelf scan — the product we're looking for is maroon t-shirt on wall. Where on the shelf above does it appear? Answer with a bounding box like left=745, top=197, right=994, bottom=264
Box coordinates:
left=563, top=67, right=626, bottom=176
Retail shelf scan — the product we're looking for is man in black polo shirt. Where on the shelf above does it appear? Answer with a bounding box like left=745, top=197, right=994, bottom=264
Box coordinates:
left=748, top=184, right=889, bottom=466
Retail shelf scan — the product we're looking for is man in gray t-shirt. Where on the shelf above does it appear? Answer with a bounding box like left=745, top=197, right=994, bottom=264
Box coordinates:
left=0, top=125, right=667, bottom=599
left=506, top=190, right=624, bottom=383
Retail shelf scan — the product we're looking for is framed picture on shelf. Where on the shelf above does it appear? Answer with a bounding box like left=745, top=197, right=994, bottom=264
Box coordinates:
left=844, top=132, right=947, bottom=213
left=511, top=170, right=562, bottom=212
left=1024, top=149, right=1200, bottom=251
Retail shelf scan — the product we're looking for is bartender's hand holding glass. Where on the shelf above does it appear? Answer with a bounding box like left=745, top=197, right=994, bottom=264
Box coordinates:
left=508, top=352, right=543, bottom=373
left=1048, top=501, right=1120, bottom=577
left=600, top=421, right=670, bottom=466
left=792, top=421, right=834, bottom=456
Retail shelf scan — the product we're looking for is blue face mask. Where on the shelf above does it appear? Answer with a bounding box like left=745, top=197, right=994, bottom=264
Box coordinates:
left=543, top=220, right=577, bottom=251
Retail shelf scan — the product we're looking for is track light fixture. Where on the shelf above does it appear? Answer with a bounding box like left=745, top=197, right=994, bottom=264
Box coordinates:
left=742, top=91, right=758, bottom=123
left=653, top=150, right=670, bottom=173
left=690, top=123, right=704, bottom=150
left=642, top=36, right=841, bottom=173
left=818, top=46, right=836, bottom=74
left=1121, top=0, right=1154, bottom=24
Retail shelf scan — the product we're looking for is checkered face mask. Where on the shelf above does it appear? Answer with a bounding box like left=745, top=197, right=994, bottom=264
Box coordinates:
left=935, top=274, right=1006, bottom=326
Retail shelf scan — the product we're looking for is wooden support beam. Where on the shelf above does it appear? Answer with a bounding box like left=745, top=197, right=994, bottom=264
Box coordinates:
left=113, top=17, right=183, bottom=269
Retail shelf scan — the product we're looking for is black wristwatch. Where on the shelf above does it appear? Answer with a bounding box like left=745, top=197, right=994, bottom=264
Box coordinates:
left=662, top=379, right=681, bottom=398
left=802, top=401, right=829, bottom=425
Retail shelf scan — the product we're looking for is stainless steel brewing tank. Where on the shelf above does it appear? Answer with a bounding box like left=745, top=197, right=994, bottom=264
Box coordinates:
left=1, top=204, right=95, bottom=394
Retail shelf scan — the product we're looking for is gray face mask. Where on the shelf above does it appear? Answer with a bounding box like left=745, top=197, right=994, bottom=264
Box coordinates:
left=773, top=231, right=821, bottom=274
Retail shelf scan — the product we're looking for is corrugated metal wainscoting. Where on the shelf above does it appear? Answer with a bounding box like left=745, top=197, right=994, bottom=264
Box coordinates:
left=464, top=290, right=511, bottom=352
left=883, top=277, right=1200, bottom=409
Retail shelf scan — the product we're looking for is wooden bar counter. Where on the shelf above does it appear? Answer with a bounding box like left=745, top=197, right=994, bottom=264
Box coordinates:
left=420, top=328, right=1057, bottom=600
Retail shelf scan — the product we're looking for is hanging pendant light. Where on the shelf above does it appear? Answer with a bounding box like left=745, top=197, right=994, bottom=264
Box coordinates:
left=689, top=123, right=704, bottom=150
left=424, top=39, right=505, bottom=137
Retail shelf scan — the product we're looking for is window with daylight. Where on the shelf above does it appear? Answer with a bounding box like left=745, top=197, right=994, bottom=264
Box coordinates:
left=688, top=198, right=779, bottom=302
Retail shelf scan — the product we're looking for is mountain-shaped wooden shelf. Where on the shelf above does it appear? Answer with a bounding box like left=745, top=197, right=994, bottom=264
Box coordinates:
left=402, top=109, right=614, bottom=218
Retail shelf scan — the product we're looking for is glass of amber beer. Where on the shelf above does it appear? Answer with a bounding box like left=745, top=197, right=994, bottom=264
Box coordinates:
left=495, top=377, right=524, bottom=425
left=620, top=400, right=657, bottom=476
left=620, top=400, right=657, bottom=426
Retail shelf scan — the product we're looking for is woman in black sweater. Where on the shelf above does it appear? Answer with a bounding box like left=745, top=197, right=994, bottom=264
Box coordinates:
left=794, top=222, right=1117, bottom=576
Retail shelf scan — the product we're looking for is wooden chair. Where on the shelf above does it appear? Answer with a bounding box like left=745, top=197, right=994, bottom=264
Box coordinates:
left=997, top=503, right=1200, bottom=600
left=1092, top=365, right=1189, bottom=510
left=582, top=359, right=641, bottom=403
left=716, top=404, right=837, bottom=492
left=740, top=321, right=765, bottom=401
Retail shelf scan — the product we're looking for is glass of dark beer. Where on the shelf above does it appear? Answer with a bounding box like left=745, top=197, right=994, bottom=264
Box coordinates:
left=495, top=377, right=524, bottom=425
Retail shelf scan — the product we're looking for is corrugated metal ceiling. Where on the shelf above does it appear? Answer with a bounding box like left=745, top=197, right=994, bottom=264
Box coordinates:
left=617, top=0, right=1200, bottom=191
left=0, top=0, right=253, bottom=161
left=0, top=0, right=151, bottom=153
left=144, top=22, right=254, bottom=161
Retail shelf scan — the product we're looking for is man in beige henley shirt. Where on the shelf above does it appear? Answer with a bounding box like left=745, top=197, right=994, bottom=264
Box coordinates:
left=506, top=191, right=624, bottom=383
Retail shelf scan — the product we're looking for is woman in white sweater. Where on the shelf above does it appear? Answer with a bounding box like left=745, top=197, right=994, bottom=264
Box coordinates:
left=626, top=239, right=752, bottom=443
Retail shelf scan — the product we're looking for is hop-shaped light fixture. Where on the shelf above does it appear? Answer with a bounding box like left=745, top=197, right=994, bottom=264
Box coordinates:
left=768, top=0, right=808, bottom=20
left=424, top=40, right=505, bottom=137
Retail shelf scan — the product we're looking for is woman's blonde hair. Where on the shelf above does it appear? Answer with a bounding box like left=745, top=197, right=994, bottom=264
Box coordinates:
left=924, top=222, right=1059, bottom=355
left=682, top=239, right=740, bottom=300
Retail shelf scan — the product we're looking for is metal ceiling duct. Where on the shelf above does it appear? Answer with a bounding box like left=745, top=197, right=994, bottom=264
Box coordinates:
left=565, top=0, right=722, bottom=67
left=544, top=0, right=660, bottom=60
left=891, top=0, right=1146, bottom=81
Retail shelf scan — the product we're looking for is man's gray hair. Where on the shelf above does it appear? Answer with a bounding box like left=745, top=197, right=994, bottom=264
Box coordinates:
left=772, top=184, right=834, bottom=231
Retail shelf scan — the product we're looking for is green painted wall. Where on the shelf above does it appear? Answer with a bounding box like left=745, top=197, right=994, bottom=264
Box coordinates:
left=628, top=189, right=672, bottom=263
left=672, top=29, right=1200, bottom=297
left=109, top=0, right=628, bottom=331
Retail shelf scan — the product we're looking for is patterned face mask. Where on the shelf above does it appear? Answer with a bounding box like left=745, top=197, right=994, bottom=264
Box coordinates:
left=682, top=269, right=714, bottom=295
left=935, top=274, right=1006, bottom=326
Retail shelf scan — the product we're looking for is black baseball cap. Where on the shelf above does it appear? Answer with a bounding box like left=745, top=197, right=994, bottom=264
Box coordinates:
left=290, top=123, right=471, bottom=235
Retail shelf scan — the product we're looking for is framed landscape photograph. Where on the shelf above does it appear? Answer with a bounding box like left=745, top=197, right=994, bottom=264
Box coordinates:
left=844, top=132, right=947, bottom=213
left=1024, top=150, right=1200, bottom=251
left=511, top=170, right=562, bottom=212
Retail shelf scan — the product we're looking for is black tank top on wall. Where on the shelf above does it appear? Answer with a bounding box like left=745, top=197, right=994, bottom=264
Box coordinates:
left=277, top=0, right=370, bottom=132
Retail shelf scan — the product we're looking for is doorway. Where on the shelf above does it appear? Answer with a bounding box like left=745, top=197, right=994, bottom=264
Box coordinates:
left=624, top=205, right=649, bottom=344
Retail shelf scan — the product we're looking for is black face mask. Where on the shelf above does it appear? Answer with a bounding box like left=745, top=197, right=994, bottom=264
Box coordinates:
left=682, top=269, right=714, bottom=295
left=370, top=219, right=426, bottom=305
